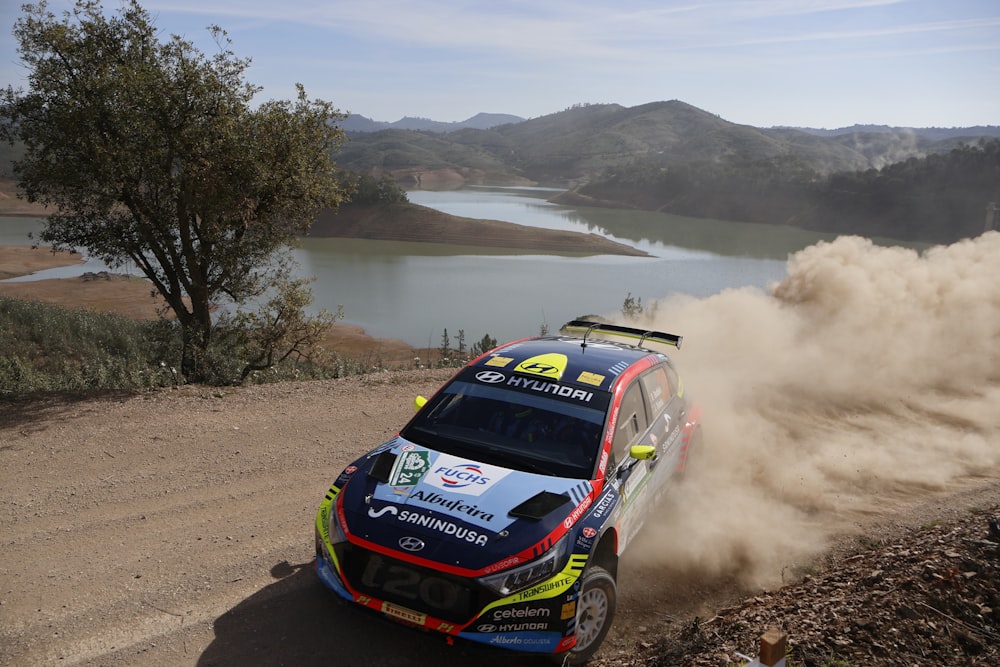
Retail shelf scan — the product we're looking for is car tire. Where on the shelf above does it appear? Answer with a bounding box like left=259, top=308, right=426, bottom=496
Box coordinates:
left=557, top=565, right=617, bottom=665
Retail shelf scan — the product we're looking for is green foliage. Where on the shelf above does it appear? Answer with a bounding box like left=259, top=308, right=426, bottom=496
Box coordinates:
left=2, top=0, right=350, bottom=381
left=469, top=334, right=498, bottom=357
left=621, top=292, right=658, bottom=322
left=576, top=139, right=1000, bottom=244
left=224, top=272, right=344, bottom=384
left=622, top=292, right=643, bottom=320
left=0, top=295, right=179, bottom=396
left=432, top=328, right=498, bottom=366
left=336, top=128, right=512, bottom=176
left=344, top=172, right=409, bottom=205
left=438, top=328, right=451, bottom=358
left=0, top=294, right=400, bottom=396
left=335, top=100, right=898, bottom=186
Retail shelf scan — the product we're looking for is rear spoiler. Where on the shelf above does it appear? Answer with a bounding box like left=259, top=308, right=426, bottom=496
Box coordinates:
left=560, top=319, right=683, bottom=350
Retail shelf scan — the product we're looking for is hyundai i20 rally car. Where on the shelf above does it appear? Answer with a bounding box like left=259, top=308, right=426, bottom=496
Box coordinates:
left=314, top=320, right=703, bottom=664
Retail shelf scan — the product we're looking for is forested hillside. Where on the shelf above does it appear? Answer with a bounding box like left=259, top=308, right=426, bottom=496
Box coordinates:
left=7, top=98, right=996, bottom=244
left=336, top=100, right=997, bottom=185
left=558, top=139, right=1000, bottom=244
left=335, top=100, right=999, bottom=243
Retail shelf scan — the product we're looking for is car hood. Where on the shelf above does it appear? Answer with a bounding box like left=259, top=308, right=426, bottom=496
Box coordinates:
left=338, top=436, right=595, bottom=572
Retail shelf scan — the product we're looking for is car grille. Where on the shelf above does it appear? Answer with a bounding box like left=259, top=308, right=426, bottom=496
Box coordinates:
left=335, top=543, right=493, bottom=623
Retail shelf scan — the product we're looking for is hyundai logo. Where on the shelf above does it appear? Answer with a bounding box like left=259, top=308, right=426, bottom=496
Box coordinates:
left=520, top=362, right=557, bottom=375
left=475, top=370, right=506, bottom=384
left=398, top=536, right=425, bottom=552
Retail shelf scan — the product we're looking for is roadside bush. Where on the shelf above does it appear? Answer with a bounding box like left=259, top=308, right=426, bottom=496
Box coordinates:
left=0, top=295, right=179, bottom=397
left=0, top=295, right=409, bottom=398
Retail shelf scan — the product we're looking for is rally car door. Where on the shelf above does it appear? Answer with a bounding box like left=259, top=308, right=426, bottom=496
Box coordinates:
left=612, top=365, right=685, bottom=552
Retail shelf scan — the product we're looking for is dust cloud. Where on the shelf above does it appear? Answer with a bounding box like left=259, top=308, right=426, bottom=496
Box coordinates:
left=627, top=232, right=1000, bottom=589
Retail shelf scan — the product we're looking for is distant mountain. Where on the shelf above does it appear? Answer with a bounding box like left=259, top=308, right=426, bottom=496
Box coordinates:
left=340, top=112, right=525, bottom=134
left=335, top=101, right=998, bottom=187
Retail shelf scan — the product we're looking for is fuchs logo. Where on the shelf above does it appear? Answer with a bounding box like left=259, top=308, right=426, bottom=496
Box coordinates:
left=423, top=453, right=511, bottom=496
left=582, top=527, right=597, bottom=538
left=437, top=463, right=489, bottom=489
left=475, top=370, right=506, bottom=384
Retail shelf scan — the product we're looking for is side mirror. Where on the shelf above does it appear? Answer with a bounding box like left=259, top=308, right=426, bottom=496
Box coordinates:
left=414, top=395, right=427, bottom=411
left=629, top=444, right=657, bottom=460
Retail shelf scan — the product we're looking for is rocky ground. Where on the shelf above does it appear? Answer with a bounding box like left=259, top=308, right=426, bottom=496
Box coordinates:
left=629, top=492, right=1000, bottom=667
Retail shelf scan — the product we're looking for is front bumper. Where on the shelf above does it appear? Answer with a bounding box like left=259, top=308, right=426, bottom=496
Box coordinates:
left=314, top=530, right=584, bottom=655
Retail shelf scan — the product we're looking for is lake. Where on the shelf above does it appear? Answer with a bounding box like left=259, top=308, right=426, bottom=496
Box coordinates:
left=1, top=187, right=849, bottom=347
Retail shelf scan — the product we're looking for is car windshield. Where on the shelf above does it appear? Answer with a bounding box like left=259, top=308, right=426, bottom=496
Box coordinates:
left=401, top=369, right=610, bottom=479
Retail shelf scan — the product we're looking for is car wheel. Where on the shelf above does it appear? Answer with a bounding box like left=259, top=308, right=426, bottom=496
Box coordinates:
left=558, top=565, right=617, bottom=665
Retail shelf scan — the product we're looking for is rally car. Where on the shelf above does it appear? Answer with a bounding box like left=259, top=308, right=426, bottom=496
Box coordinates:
left=314, top=319, right=703, bottom=664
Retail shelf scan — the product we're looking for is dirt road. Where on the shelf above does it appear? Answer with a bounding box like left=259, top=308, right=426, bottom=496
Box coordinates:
left=1, top=372, right=508, bottom=667
left=3, top=373, right=998, bottom=667
left=3, top=372, right=703, bottom=667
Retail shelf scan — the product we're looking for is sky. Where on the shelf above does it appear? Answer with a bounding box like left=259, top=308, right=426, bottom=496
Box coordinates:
left=2, top=0, right=998, bottom=129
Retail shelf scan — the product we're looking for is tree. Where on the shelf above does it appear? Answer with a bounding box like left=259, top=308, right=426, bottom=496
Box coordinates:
left=621, top=292, right=643, bottom=320
left=229, top=272, right=343, bottom=384
left=438, top=328, right=451, bottom=363
left=1, top=1, right=350, bottom=382
left=469, top=333, right=497, bottom=357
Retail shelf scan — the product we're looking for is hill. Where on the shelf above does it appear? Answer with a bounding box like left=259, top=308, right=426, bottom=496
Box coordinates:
left=335, top=101, right=997, bottom=187
left=340, top=112, right=525, bottom=134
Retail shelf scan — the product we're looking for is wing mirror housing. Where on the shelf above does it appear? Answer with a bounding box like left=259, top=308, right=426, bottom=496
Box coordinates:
left=629, top=444, right=657, bottom=460
left=414, top=395, right=427, bottom=410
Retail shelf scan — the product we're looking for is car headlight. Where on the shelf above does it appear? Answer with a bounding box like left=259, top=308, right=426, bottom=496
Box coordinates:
left=479, top=534, right=570, bottom=596
left=328, top=501, right=348, bottom=546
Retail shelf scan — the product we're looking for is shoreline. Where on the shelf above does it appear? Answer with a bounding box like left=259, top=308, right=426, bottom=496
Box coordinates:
left=0, top=186, right=644, bottom=359
left=0, top=245, right=422, bottom=360
left=0, top=244, right=86, bottom=280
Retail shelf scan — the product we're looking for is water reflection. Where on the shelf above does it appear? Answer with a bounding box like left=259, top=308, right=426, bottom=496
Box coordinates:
left=2, top=188, right=825, bottom=345
left=295, top=238, right=786, bottom=345
left=408, top=186, right=845, bottom=259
